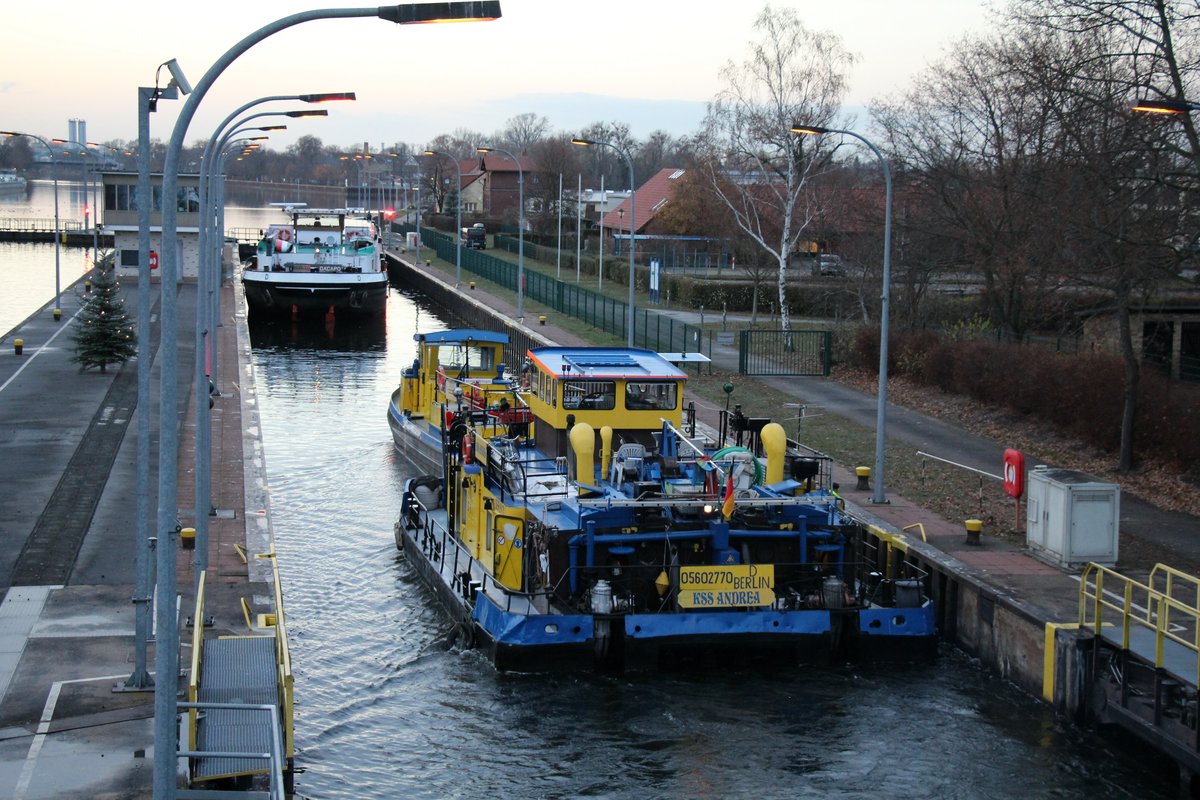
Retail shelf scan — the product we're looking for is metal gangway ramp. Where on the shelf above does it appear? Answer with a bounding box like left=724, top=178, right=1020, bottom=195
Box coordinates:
left=1079, top=563, right=1200, bottom=775
left=181, top=556, right=295, bottom=798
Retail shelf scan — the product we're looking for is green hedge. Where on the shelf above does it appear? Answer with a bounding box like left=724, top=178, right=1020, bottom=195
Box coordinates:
left=850, top=328, right=1200, bottom=473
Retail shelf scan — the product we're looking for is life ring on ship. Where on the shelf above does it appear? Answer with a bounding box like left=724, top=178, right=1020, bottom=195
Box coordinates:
left=461, top=431, right=474, bottom=463
left=276, top=228, right=292, bottom=242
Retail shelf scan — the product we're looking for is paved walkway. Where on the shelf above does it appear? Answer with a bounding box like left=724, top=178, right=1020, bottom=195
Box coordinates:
left=0, top=274, right=264, bottom=799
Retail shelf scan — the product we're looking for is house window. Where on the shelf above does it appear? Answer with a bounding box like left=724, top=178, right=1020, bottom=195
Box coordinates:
left=177, top=187, right=200, bottom=213
left=464, top=202, right=477, bottom=212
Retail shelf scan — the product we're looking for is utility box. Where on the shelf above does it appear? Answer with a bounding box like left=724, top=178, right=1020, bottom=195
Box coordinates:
left=1025, top=467, right=1120, bottom=568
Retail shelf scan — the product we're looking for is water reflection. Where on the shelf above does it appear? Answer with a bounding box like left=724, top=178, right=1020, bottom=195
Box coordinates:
left=248, top=313, right=387, bottom=353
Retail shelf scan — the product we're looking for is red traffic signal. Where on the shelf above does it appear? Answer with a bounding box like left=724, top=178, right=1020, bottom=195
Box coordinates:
left=383, top=208, right=396, bottom=219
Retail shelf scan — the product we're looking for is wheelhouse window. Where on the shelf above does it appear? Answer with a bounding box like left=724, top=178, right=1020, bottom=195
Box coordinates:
left=624, top=382, right=677, bottom=411
left=437, top=345, right=495, bottom=375
left=561, top=380, right=615, bottom=410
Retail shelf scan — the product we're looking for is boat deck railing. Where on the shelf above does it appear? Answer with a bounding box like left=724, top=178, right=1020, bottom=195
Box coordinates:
left=1079, top=562, right=1200, bottom=688
left=404, top=485, right=929, bottom=617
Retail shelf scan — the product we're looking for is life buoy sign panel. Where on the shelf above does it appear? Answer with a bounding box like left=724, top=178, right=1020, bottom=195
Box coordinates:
left=1003, top=448, right=1024, bottom=498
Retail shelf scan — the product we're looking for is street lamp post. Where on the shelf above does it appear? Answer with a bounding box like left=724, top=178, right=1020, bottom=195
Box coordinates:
left=115, top=75, right=184, bottom=695
left=792, top=123, right=892, bottom=504
left=424, top=149, right=462, bottom=285
left=572, top=137, right=636, bottom=346
left=189, top=102, right=337, bottom=598
left=477, top=145, right=524, bottom=319
left=1130, top=98, right=1200, bottom=114
left=150, top=5, right=500, bottom=796
left=0, top=131, right=62, bottom=318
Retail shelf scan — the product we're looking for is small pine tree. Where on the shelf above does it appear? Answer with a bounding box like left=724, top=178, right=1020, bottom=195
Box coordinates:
left=72, top=251, right=137, bottom=373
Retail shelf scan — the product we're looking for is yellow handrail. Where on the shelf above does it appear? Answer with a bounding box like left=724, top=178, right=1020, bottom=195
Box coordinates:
left=257, top=551, right=294, bottom=760
left=866, top=524, right=910, bottom=579
left=1079, top=562, right=1200, bottom=688
left=188, top=570, right=207, bottom=751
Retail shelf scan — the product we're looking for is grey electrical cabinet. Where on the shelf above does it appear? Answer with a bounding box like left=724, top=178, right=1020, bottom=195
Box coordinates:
left=1025, top=467, right=1120, bottom=568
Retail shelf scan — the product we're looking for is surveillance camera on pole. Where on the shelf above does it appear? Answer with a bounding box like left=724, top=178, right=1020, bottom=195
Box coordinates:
left=165, top=59, right=192, bottom=95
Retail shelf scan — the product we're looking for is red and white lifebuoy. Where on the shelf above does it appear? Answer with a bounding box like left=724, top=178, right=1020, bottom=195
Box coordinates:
left=276, top=228, right=292, bottom=242
left=461, top=431, right=474, bottom=463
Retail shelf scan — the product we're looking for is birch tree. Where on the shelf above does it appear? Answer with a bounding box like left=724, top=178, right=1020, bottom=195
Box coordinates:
left=699, top=4, right=854, bottom=332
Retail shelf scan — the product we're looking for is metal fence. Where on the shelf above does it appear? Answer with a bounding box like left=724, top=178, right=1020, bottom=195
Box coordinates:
left=738, top=329, right=832, bottom=377
left=412, top=225, right=708, bottom=360
left=0, top=217, right=85, bottom=233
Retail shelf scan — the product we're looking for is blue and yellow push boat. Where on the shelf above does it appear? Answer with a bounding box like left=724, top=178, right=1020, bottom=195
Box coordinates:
left=396, top=344, right=936, bottom=670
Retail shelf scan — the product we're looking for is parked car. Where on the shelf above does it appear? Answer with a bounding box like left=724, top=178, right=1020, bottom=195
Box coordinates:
left=817, top=253, right=846, bottom=277
left=461, top=223, right=487, bottom=250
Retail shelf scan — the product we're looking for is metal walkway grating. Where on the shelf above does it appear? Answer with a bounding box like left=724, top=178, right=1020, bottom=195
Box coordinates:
left=194, top=635, right=279, bottom=781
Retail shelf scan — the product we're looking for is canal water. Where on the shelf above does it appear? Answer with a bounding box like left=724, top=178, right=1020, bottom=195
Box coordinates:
left=0, top=197, right=1183, bottom=798
left=248, top=306, right=1178, bottom=800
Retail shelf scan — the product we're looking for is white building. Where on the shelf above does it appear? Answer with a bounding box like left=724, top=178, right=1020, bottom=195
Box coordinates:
left=100, top=171, right=202, bottom=280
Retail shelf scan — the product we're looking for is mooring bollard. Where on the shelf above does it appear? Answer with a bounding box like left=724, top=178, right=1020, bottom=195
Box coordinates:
left=53, top=308, right=61, bottom=322
left=538, top=315, right=546, bottom=326
left=14, top=339, right=23, bottom=356
left=964, top=518, right=983, bottom=546
left=469, top=281, right=476, bottom=290
left=180, top=527, right=196, bottom=551
left=855, top=466, right=871, bottom=491
left=84, top=280, right=92, bottom=293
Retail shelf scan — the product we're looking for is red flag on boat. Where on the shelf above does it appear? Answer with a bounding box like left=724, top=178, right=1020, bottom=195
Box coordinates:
left=722, top=473, right=735, bottom=520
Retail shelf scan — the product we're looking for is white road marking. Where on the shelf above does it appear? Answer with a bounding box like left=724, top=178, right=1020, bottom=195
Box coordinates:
left=12, top=673, right=132, bottom=800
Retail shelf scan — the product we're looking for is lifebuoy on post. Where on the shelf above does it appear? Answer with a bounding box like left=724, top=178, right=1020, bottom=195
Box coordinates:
left=277, top=228, right=292, bottom=242
left=462, top=431, right=475, bottom=463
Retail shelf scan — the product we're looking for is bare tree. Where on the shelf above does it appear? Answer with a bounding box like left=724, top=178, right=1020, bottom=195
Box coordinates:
left=877, top=7, right=1186, bottom=471
left=575, top=121, right=638, bottom=188
left=1010, top=1, right=1191, bottom=471
left=449, top=128, right=489, bottom=159
left=502, top=112, right=551, bottom=152
left=1015, top=0, right=1200, bottom=173
left=873, top=30, right=1075, bottom=335
left=699, top=4, right=854, bottom=333
left=526, top=135, right=582, bottom=236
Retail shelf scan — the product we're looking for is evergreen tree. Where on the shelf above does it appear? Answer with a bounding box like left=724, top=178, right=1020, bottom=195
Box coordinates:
left=72, top=251, right=136, bottom=373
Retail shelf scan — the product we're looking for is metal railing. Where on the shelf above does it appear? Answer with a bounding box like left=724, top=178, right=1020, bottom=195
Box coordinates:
left=187, top=570, right=208, bottom=752
left=1079, top=562, right=1200, bottom=687
left=0, top=216, right=86, bottom=233
left=259, top=551, right=295, bottom=761
left=185, top=557, right=294, bottom=791
left=177, top=701, right=287, bottom=800
left=404, top=225, right=708, bottom=358
left=737, top=329, right=831, bottom=377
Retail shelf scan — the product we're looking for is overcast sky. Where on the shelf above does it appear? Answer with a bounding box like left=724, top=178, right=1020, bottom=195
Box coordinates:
left=1, top=1, right=995, bottom=152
